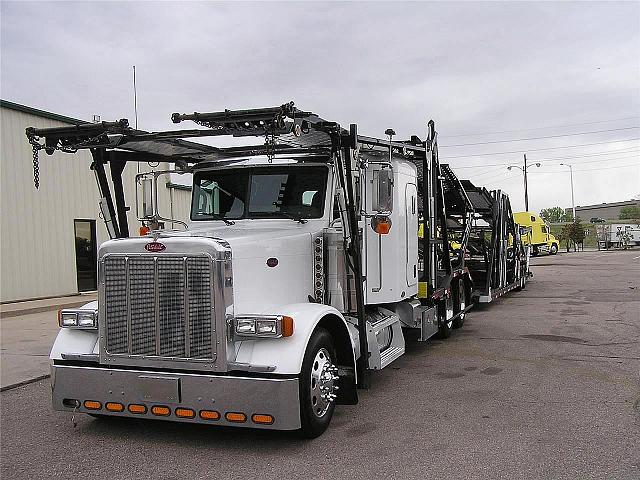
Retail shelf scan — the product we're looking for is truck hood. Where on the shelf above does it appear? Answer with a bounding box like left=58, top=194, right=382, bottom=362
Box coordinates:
left=173, top=221, right=320, bottom=314
left=167, top=221, right=322, bottom=259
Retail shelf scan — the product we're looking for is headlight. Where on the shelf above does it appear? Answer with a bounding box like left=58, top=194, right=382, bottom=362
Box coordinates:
left=233, top=315, right=294, bottom=338
left=236, top=318, right=256, bottom=335
left=58, top=309, right=98, bottom=329
left=256, top=320, right=278, bottom=335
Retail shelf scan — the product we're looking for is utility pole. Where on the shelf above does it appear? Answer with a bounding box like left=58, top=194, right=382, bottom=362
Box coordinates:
left=507, top=154, right=540, bottom=212
left=560, top=163, right=576, bottom=221
left=523, top=154, right=529, bottom=211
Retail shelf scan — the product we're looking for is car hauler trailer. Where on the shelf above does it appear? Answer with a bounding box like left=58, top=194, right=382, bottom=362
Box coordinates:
left=459, top=180, right=530, bottom=303
left=27, top=102, right=501, bottom=437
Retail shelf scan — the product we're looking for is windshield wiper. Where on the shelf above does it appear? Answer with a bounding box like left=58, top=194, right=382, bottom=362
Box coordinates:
left=279, top=212, right=308, bottom=224
left=202, top=213, right=235, bottom=225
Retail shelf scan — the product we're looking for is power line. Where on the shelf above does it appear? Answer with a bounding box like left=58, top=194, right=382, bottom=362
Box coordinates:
left=457, top=145, right=640, bottom=165
left=544, top=154, right=639, bottom=166
left=529, top=145, right=640, bottom=162
left=442, top=115, right=640, bottom=138
left=440, top=137, right=640, bottom=159
left=470, top=162, right=639, bottom=186
left=440, top=126, right=639, bottom=148
left=530, top=163, right=639, bottom=173
left=451, top=152, right=640, bottom=169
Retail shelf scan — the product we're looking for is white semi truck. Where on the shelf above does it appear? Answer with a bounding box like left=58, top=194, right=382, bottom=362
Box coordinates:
left=26, top=103, right=529, bottom=437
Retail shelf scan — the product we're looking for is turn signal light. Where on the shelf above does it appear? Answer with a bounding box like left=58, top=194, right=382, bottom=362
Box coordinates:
left=140, top=225, right=150, bottom=235
left=251, top=414, right=274, bottom=425
left=225, top=412, right=247, bottom=423
left=282, top=316, right=294, bottom=337
left=199, top=410, right=220, bottom=421
left=151, top=405, right=171, bottom=416
left=175, top=408, right=195, bottom=419
left=372, top=215, right=392, bottom=235
left=83, top=400, right=102, bottom=410
left=105, top=402, right=124, bottom=412
left=128, top=404, right=147, bottom=414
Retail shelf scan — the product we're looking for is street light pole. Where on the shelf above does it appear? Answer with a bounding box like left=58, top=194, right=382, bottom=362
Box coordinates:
left=560, top=163, right=576, bottom=220
left=523, top=154, right=529, bottom=211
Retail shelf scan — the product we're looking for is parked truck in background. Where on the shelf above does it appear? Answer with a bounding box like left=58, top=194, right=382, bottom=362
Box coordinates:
left=596, top=223, right=640, bottom=249
left=26, top=102, right=529, bottom=437
left=513, top=211, right=559, bottom=255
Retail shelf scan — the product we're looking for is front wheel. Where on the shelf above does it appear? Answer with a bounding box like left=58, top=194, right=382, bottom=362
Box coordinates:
left=549, top=243, right=558, bottom=255
left=298, top=328, right=338, bottom=438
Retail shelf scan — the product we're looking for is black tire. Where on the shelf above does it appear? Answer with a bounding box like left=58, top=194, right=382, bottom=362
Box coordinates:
left=549, top=243, right=558, bottom=255
left=532, top=246, right=539, bottom=256
left=452, top=278, right=466, bottom=329
left=298, top=328, right=337, bottom=438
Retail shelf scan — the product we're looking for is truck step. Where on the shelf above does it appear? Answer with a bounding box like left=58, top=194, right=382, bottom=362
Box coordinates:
left=366, top=308, right=406, bottom=370
left=380, top=346, right=404, bottom=369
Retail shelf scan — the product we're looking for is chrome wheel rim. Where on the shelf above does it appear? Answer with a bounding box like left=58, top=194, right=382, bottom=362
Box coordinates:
left=310, top=348, right=338, bottom=418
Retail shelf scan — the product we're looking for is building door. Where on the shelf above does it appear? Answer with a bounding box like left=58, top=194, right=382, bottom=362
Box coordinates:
left=74, top=220, right=97, bottom=292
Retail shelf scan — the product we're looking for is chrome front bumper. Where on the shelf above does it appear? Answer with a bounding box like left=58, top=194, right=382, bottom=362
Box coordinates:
left=51, top=364, right=301, bottom=430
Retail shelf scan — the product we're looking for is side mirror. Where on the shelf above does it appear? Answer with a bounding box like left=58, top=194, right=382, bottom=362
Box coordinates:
left=372, top=169, right=393, bottom=213
left=141, top=177, right=154, bottom=219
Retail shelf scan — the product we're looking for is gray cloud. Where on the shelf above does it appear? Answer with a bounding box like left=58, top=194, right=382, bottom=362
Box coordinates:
left=2, top=1, right=638, bottom=211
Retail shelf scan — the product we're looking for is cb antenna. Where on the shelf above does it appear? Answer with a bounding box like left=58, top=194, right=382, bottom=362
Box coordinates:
left=133, top=65, right=138, bottom=130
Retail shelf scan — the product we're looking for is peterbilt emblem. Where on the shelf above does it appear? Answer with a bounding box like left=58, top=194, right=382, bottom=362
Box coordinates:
left=145, top=242, right=166, bottom=252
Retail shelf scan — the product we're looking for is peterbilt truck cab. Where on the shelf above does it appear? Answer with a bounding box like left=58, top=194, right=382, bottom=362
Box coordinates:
left=27, top=103, right=480, bottom=437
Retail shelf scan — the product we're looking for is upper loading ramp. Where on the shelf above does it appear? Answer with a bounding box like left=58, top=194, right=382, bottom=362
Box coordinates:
left=459, top=179, right=494, bottom=215
left=440, top=165, right=474, bottom=216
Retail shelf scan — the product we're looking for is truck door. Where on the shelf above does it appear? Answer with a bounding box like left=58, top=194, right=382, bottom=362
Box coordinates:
left=405, top=183, right=418, bottom=287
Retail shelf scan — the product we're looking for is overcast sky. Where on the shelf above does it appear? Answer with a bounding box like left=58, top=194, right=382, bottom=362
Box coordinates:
left=2, top=1, right=639, bottom=214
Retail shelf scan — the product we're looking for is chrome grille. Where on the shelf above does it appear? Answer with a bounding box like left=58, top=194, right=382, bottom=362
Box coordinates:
left=103, top=255, right=216, bottom=361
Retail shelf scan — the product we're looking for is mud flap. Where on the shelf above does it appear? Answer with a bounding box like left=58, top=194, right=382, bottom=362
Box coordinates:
left=335, top=366, right=358, bottom=404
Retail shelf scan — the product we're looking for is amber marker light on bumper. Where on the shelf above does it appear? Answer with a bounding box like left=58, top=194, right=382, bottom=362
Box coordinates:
left=128, top=404, right=147, bottom=414
left=251, top=414, right=274, bottom=425
left=225, top=412, right=247, bottom=423
left=83, top=400, right=102, bottom=410
left=175, top=408, right=195, bottom=419
left=105, top=402, right=124, bottom=412
left=151, top=406, right=171, bottom=416
left=199, top=410, right=220, bottom=421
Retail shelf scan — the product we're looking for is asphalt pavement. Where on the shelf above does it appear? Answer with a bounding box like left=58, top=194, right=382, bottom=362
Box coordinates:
left=0, top=293, right=96, bottom=390
left=1, top=250, right=639, bottom=480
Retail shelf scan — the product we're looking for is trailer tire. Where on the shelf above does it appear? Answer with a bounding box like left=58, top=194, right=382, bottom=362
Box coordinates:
left=549, top=243, right=558, bottom=255
left=298, top=328, right=337, bottom=438
left=453, top=278, right=466, bottom=329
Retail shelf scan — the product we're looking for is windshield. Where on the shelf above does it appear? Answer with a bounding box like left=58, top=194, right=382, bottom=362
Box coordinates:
left=191, top=166, right=328, bottom=221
